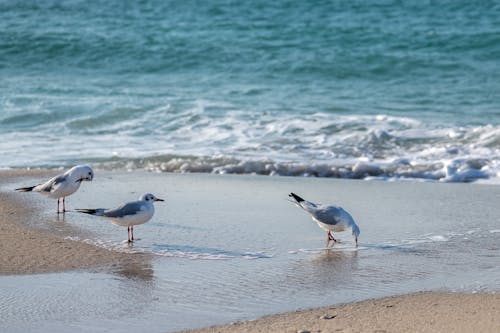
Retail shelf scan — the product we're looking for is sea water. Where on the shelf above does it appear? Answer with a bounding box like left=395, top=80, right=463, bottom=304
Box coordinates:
left=1, top=1, right=500, bottom=182
left=1, top=172, right=499, bottom=332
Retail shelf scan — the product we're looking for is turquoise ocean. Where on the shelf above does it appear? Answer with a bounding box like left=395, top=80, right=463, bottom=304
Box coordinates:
left=1, top=0, right=500, bottom=182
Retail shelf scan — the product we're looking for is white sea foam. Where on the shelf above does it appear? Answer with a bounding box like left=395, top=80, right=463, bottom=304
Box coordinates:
left=64, top=236, right=147, bottom=254
left=427, top=235, right=449, bottom=242
left=108, top=113, right=500, bottom=183
left=3, top=110, right=500, bottom=183
left=64, top=236, right=271, bottom=260
left=153, top=249, right=270, bottom=260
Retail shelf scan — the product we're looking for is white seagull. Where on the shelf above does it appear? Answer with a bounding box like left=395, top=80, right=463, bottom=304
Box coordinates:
left=289, top=192, right=360, bottom=247
left=16, top=165, right=94, bottom=214
left=76, top=193, right=164, bottom=243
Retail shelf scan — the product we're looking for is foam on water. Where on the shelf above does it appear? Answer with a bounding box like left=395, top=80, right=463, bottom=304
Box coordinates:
left=427, top=235, right=449, bottom=242
left=151, top=244, right=272, bottom=260
left=65, top=235, right=273, bottom=260
left=51, top=113, right=496, bottom=183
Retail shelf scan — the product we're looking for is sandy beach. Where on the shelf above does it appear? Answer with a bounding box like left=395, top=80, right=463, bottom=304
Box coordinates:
left=0, top=170, right=143, bottom=275
left=180, top=292, right=500, bottom=333
left=1, top=170, right=499, bottom=333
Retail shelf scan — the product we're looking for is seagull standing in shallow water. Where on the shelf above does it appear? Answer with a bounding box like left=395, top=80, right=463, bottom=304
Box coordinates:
left=76, top=193, right=164, bottom=243
left=289, top=192, right=360, bottom=247
left=16, top=165, right=94, bottom=214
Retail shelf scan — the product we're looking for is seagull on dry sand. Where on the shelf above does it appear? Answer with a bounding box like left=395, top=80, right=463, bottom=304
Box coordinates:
left=15, top=165, right=94, bottom=214
left=76, top=193, right=164, bottom=243
left=289, top=192, right=360, bottom=247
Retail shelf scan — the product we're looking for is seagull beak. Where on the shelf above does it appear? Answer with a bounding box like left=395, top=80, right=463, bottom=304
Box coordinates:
left=154, top=198, right=164, bottom=202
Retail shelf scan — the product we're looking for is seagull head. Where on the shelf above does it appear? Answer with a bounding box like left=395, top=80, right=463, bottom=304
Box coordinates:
left=71, top=165, right=94, bottom=183
left=140, top=193, right=165, bottom=203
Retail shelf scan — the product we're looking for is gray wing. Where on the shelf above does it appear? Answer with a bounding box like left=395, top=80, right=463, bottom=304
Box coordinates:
left=310, top=205, right=343, bottom=226
left=315, top=205, right=357, bottom=229
left=36, top=174, right=68, bottom=193
left=103, top=201, right=145, bottom=218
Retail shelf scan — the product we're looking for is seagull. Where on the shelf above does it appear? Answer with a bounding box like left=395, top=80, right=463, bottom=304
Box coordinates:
left=15, top=165, right=94, bottom=214
left=289, top=192, right=360, bottom=247
left=76, top=193, right=164, bottom=243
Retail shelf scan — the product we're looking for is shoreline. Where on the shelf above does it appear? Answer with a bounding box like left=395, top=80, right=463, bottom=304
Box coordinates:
left=0, top=170, right=144, bottom=275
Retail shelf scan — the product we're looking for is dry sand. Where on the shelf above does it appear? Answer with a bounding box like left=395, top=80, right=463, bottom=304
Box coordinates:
left=0, top=170, right=143, bottom=275
left=180, top=292, right=500, bottom=333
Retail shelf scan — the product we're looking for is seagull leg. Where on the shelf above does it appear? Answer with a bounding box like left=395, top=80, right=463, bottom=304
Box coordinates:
left=328, top=231, right=337, bottom=245
left=62, top=197, right=66, bottom=213
left=326, top=230, right=336, bottom=247
left=131, top=226, right=134, bottom=241
left=57, top=199, right=60, bottom=214
left=127, top=226, right=132, bottom=243
left=355, top=237, right=358, bottom=247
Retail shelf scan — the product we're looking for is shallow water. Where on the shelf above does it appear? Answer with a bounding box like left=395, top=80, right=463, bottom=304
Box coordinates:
left=2, top=172, right=500, bottom=332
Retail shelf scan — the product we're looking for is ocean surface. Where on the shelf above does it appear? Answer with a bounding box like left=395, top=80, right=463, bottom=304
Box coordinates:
left=2, top=172, right=500, bottom=332
left=1, top=0, right=500, bottom=182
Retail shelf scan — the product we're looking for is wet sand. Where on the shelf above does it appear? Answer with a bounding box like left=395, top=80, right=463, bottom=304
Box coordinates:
left=179, top=292, right=500, bottom=333
left=1, top=170, right=499, bottom=333
left=0, top=170, right=143, bottom=275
